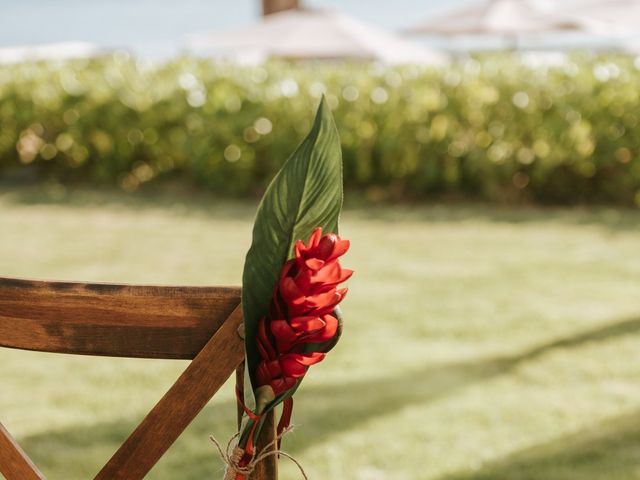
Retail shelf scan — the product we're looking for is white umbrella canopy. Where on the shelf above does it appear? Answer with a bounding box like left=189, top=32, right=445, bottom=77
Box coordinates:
left=555, top=0, right=640, bottom=35
left=407, top=0, right=582, bottom=36
left=187, top=8, right=448, bottom=65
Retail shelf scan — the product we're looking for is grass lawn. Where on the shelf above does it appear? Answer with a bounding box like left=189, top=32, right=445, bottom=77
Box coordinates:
left=2, top=186, right=640, bottom=480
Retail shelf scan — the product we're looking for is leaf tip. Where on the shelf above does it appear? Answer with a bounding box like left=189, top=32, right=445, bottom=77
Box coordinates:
left=316, top=93, right=332, bottom=120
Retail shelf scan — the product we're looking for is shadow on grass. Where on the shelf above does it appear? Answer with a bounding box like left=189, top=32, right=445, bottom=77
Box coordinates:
left=10, top=389, right=241, bottom=480
left=16, top=315, right=640, bottom=479
left=441, top=409, right=640, bottom=480
left=345, top=203, right=640, bottom=232
left=0, top=182, right=259, bottom=221
left=288, top=316, right=640, bottom=454
left=502, top=315, right=640, bottom=367
left=3, top=183, right=640, bottom=231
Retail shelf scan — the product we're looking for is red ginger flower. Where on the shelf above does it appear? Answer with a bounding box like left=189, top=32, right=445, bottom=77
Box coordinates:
left=255, top=227, right=352, bottom=400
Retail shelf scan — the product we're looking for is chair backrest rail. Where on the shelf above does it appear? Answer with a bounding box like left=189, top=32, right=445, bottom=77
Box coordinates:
left=0, top=277, right=241, bottom=359
left=0, top=276, right=277, bottom=479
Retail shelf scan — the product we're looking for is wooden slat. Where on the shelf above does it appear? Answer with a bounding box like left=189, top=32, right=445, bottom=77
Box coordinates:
left=94, top=304, right=245, bottom=480
left=236, top=362, right=246, bottom=431
left=0, top=277, right=241, bottom=359
left=0, top=423, right=46, bottom=480
left=250, top=411, right=278, bottom=480
left=236, top=363, right=278, bottom=480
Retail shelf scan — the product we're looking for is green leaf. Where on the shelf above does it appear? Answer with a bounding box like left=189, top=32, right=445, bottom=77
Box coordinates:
left=241, top=97, right=343, bottom=396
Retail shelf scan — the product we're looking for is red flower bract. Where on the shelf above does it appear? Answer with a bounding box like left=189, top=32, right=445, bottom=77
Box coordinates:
left=255, top=227, right=352, bottom=400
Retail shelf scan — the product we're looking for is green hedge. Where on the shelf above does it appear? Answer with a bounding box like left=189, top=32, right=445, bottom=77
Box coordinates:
left=1, top=54, right=640, bottom=204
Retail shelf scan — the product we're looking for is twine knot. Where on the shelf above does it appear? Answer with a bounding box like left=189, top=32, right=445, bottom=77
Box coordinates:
left=211, top=427, right=308, bottom=480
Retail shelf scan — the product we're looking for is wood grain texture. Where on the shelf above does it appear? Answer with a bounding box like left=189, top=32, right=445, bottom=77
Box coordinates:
left=0, top=277, right=241, bottom=359
left=236, top=362, right=246, bottom=431
left=250, top=411, right=278, bottom=480
left=94, top=304, right=245, bottom=480
left=0, top=276, right=279, bottom=478
left=0, top=423, right=46, bottom=480
left=234, top=364, right=278, bottom=480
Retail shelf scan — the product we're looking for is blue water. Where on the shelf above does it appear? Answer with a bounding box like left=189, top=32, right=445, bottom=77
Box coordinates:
left=0, top=0, right=462, bottom=58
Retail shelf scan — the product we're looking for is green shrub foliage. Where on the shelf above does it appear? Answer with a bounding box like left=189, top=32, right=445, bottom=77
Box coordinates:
left=2, top=53, right=640, bottom=203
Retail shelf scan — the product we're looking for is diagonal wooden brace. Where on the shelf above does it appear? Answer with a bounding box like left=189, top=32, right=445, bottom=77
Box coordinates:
left=94, top=304, right=245, bottom=480
left=0, top=422, right=46, bottom=480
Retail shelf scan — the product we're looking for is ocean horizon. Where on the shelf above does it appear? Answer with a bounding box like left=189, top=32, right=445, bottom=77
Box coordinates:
left=0, top=0, right=631, bottom=59
left=0, top=0, right=464, bottom=58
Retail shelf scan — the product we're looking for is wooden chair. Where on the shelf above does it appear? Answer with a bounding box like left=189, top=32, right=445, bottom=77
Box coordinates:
left=0, top=276, right=277, bottom=480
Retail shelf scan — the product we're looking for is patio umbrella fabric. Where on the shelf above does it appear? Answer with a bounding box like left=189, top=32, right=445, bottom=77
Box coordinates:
left=187, top=8, right=448, bottom=65
left=555, top=0, right=640, bottom=35
left=406, top=0, right=582, bottom=36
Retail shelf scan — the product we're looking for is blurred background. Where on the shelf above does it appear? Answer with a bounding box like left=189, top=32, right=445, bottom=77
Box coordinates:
left=2, top=1, right=640, bottom=479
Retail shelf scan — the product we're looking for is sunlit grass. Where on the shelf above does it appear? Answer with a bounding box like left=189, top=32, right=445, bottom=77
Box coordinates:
left=2, top=186, right=640, bottom=479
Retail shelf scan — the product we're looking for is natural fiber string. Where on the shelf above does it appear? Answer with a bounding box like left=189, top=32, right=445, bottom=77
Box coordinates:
left=211, top=426, right=308, bottom=480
